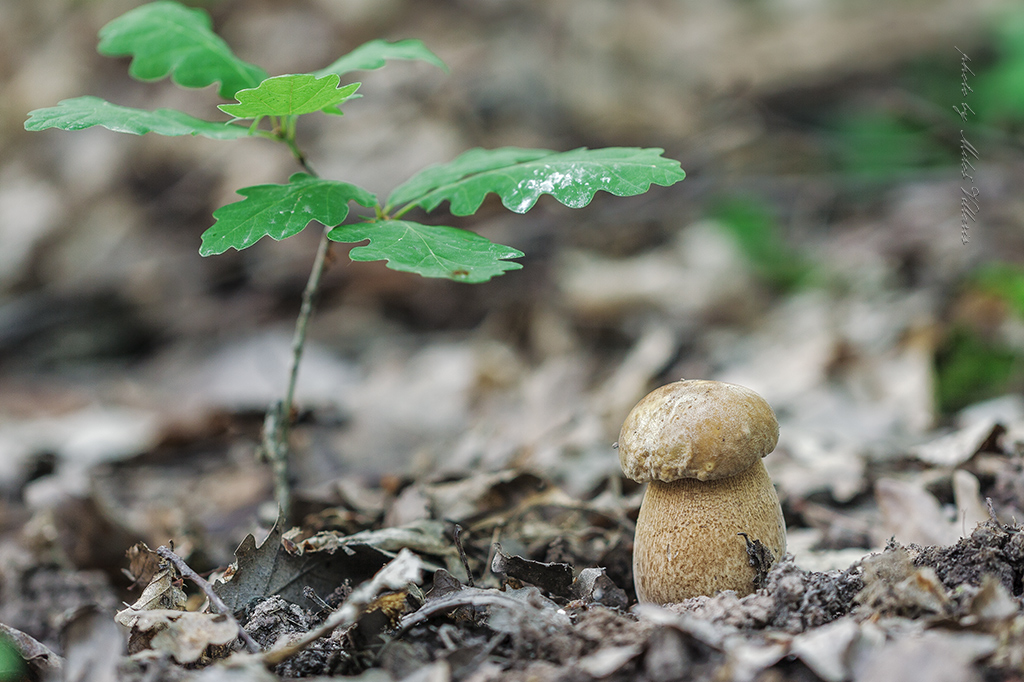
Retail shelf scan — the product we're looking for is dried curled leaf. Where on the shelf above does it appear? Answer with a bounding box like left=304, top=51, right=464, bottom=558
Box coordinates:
left=115, top=567, right=187, bottom=625
left=120, top=610, right=239, bottom=664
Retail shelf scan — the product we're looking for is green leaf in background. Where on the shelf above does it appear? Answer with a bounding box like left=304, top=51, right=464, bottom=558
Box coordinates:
left=976, top=59, right=1024, bottom=124
left=24, top=97, right=251, bottom=139
left=219, top=75, right=360, bottom=119
left=935, top=327, right=1022, bottom=414
left=974, top=9, right=1024, bottom=123
left=388, top=147, right=686, bottom=216
left=200, top=173, right=377, bottom=255
left=710, top=196, right=813, bottom=291
left=973, top=263, right=1024, bottom=318
left=935, top=263, right=1024, bottom=414
left=327, top=220, right=523, bottom=282
left=832, top=111, right=952, bottom=179
left=97, top=0, right=267, bottom=99
left=315, top=39, right=447, bottom=78
left=0, top=636, right=25, bottom=682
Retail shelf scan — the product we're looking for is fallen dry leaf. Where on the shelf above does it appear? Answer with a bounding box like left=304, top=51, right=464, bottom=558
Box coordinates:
left=115, top=566, right=187, bottom=622
left=119, top=610, right=239, bottom=664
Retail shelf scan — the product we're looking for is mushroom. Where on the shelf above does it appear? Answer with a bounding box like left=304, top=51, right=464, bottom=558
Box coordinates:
left=618, top=379, right=786, bottom=603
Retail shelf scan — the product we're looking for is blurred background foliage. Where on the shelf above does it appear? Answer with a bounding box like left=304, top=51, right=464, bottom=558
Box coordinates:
left=0, top=637, right=24, bottom=682
left=935, top=263, right=1024, bottom=413
left=708, top=196, right=815, bottom=292
left=975, top=8, right=1024, bottom=126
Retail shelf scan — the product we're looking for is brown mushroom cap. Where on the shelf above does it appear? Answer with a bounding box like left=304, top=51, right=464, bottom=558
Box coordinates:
left=618, top=379, right=779, bottom=483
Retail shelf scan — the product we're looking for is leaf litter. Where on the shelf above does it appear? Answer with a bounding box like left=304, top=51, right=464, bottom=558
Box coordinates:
left=5, top=304, right=1024, bottom=681
left=4, top=424, right=1024, bottom=681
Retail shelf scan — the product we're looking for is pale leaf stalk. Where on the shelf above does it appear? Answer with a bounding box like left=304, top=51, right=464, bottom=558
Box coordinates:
left=265, top=224, right=333, bottom=521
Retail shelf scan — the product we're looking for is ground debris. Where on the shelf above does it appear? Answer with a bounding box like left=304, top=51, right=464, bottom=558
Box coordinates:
left=6, top=473, right=1024, bottom=682
left=7, top=465, right=1024, bottom=682
left=243, top=596, right=348, bottom=677
left=909, top=519, right=1024, bottom=597
left=667, top=554, right=864, bottom=633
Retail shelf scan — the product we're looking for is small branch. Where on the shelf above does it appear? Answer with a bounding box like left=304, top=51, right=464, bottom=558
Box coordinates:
left=396, top=585, right=565, bottom=633
left=986, top=497, right=999, bottom=523
left=155, top=545, right=261, bottom=654
left=453, top=524, right=474, bottom=587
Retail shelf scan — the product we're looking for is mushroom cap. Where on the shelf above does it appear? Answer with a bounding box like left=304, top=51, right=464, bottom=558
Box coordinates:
left=618, top=379, right=779, bottom=483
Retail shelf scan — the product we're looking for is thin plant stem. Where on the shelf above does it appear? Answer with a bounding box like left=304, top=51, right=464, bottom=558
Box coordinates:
left=267, top=223, right=333, bottom=521
left=391, top=202, right=416, bottom=220
left=286, top=135, right=315, bottom=175
left=261, top=130, right=325, bottom=521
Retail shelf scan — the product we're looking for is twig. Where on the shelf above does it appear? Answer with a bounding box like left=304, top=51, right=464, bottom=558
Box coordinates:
left=302, top=585, right=333, bottom=615
left=453, top=524, right=474, bottom=587
left=284, top=133, right=316, bottom=176
left=155, top=545, right=261, bottom=654
left=986, top=497, right=999, bottom=523
left=397, top=585, right=569, bottom=633
left=482, top=526, right=502, bottom=583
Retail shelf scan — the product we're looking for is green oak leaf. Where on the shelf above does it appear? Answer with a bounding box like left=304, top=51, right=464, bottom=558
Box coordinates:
left=98, top=0, right=267, bottom=99
left=24, top=97, right=251, bottom=139
left=387, top=147, right=686, bottom=216
left=387, top=148, right=553, bottom=211
left=327, top=220, right=523, bottom=283
left=200, top=173, right=377, bottom=256
left=315, top=39, right=447, bottom=78
left=219, top=75, right=361, bottom=119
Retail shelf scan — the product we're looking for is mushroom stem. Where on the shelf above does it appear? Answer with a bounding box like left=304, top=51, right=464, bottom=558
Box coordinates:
left=632, top=459, right=786, bottom=604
